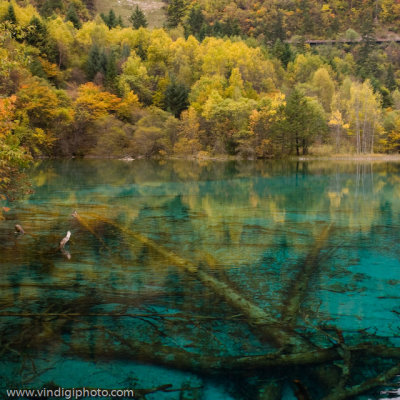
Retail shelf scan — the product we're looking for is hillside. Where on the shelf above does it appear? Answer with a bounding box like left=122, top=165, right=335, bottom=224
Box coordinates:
left=95, top=0, right=165, bottom=28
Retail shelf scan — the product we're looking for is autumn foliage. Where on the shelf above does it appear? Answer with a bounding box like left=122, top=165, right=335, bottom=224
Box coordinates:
left=0, top=0, right=400, bottom=180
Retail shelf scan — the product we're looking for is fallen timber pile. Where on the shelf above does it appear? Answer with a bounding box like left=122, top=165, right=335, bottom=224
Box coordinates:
left=2, top=211, right=400, bottom=400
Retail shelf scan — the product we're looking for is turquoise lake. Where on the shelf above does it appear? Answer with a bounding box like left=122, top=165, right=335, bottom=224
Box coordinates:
left=0, top=159, right=400, bottom=399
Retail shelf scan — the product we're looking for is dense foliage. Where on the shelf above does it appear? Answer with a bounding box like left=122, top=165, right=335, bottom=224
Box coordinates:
left=1, top=0, right=400, bottom=191
left=170, top=0, right=400, bottom=41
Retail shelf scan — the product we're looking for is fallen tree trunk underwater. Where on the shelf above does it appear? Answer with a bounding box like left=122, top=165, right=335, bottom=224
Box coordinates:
left=282, top=224, right=333, bottom=327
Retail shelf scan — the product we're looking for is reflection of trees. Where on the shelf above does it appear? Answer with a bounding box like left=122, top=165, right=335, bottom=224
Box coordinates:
left=1, top=160, right=400, bottom=398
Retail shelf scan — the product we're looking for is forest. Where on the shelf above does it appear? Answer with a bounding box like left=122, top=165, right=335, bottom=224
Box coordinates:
left=1, top=0, right=400, bottom=193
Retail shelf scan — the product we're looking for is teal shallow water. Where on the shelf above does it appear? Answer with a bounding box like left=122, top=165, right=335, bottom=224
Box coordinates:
left=0, top=160, right=400, bottom=399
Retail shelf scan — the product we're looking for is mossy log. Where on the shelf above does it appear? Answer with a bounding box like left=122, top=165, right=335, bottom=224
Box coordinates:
left=68, top=327, right=400, bottom=376
left=68, top=328, right=339, bottom=374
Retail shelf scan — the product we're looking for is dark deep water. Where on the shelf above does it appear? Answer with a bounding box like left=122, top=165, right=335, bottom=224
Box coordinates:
left=0, top=159, right=400, bottom=399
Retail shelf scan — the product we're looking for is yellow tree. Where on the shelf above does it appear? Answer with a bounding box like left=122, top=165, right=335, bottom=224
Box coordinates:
left=174, top=107, right=202, bottom=156
left=119, top=52, right=151, bottom=104
left=247, top=92, right=286, bottom=158
left=47, top=17, right=75, bottom=68
left=328, top=110, right=349, bottom=152
left=200, top=37, right=277, bottom=93
left=0, top=95, right=29, bottom=210
left=15, top=78, right=66, bottom=155
left=311, top=67, right=335, bottom=112
left=75, top=82, right=121, bottom=122
left=0, top=95, right=28, bottom=167
left=347, top=80, right=382, bottom=154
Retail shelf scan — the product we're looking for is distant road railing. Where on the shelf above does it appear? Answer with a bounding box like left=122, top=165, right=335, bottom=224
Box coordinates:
left=285, top=38, right=400, bottom=45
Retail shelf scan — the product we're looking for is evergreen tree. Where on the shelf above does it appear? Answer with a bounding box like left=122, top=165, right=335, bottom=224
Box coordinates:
left=25, top=16, right=59, bottom=62
left=221, top=18, right=241, bottom=36
left=101, top=9, right=118, bottom=29
left=357, top=9, right=377, bottom=79
left=386, top=64, right=397, bottom=92
left=166, top=0, right=187, bottom=28
left=105, top=51, right=118, bottom=90
left=66, top=4, right=82, bottom=29
left=87, top=44, right=107, bottom=80
left=284, top=89, right=326, bottom=155
left=272, top=11, right=286, bottom=42
left=5, top=4, right=17, bottom=24
left=164, top=80, right=189, bottom=117
left=26, top=16, right=48, bottom=49
left=108, top=9, right=117, bottom=28
left=129, top=6, right=148, bottom=29
left=117, top=16, right=124, bottom=27
left=272, top=39, right=293, bottom=67
left=184, top=5, right=205, bottom=39
left=211, top=21, right=223, bottom=37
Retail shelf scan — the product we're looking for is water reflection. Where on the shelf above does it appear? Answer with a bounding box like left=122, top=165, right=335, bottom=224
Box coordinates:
left=1, top=159, right=400, bottom=399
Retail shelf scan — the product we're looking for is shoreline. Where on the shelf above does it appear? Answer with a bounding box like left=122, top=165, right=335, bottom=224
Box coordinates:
left=36, top=154, right=400, bottom=163
left=294, top=154, right=400, bottom=162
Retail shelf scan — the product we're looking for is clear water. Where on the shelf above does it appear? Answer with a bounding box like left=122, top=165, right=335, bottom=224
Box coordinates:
left=0, top=159, right=400, bottom=399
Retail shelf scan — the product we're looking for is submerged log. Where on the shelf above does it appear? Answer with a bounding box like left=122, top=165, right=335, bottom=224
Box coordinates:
left=282, top=224, right=333, bottom=327
left=78, top=212, right=310, bottom=350
left=72, top=211, right=107, bottom=247
left=67, top=326, right=400, bottom=377
left=59, top=231, right=71, bottom=249
left=15, top=224, right=25, bottom=234
left=69, top=327, right=340, bottom=374
left=322, top=362, right=400, bottom=400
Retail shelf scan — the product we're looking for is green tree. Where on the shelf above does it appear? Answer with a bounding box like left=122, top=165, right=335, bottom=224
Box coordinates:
left=386, top=64, right=397, bottom=92
left=356, top=10, right=378, bottom=79
left=101, top=9, right=118, bottom=29
left=284, top=89, right=327, bottom=155
left=108, top=9, right=117, bottom=28
left=164, top=80, right=189, bottom=117
left=272, top=11, right=286, bottom=42
left=87, top=44, right=107, bottom=80
left=105, top=51, right=118, bottom=91
left=129, top=6, right=148, bottom=29
left=272, top=39, right=293, bottom=68
left=25, top=16, right=58, bottom=62
left=5, top=4, right=17, bottom=24
left=66, top=4, right=82, bottom=29
left=26, top=16, right=48, bottom=49
left=166, top=0, right=187, bottom=28
left=184, top=5, right=205, bottom=40
left=217, top=18, right=241, bottom=37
